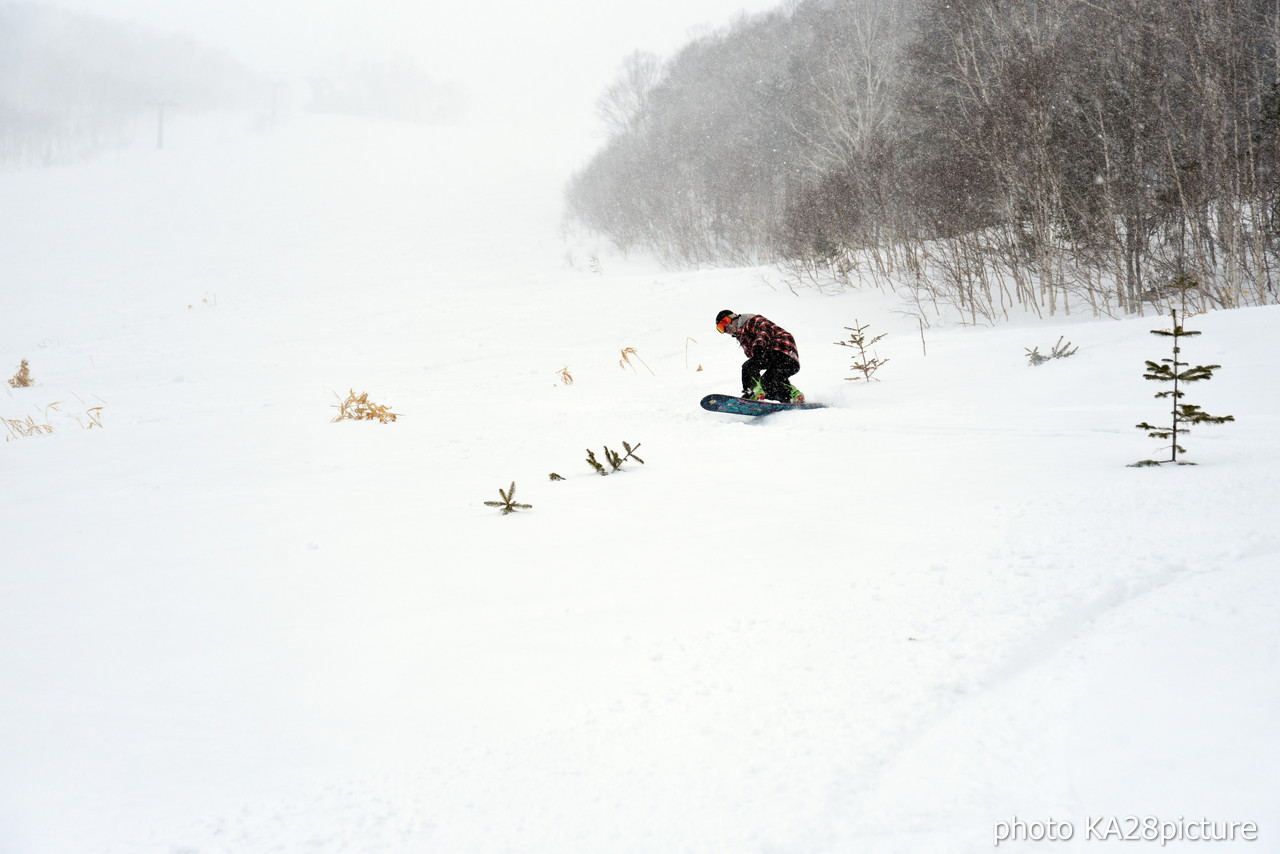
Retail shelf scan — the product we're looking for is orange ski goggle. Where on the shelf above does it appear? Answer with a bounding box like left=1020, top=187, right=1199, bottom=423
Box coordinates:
left=716, top=315, right=734, bottom=333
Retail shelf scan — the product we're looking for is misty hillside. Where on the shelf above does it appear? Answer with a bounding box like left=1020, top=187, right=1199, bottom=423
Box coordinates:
left=0, top=4, right=258, bottom=165
left=568, top=0, right=1280, bottom=323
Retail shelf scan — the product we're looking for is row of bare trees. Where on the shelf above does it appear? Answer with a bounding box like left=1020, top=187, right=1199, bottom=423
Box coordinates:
left=565, top=0, right=1279, bottom=320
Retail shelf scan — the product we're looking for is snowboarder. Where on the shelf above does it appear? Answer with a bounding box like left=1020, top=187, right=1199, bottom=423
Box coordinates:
left=715, top=310, right=805, bottom=403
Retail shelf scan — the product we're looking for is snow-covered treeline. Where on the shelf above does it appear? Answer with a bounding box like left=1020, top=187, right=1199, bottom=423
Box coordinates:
left=566, top=0, right=1280, bottom=319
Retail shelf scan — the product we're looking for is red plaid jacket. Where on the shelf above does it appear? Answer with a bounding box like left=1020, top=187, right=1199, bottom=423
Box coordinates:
left=730, top=314, right=799, bottom=363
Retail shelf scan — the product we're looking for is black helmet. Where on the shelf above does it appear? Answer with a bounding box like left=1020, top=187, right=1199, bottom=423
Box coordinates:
left=715, top=309, right=735, bottom=332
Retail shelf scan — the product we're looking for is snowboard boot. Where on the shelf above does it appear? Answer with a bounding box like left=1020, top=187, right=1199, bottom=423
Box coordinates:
left=766, top=383, right=805, bottom=404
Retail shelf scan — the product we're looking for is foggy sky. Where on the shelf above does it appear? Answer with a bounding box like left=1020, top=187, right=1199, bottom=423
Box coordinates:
left=28, top=0, right=785, bottom=119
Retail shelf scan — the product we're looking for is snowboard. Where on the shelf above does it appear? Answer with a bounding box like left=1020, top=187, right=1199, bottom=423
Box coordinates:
left=700, top=393, right=827, bottom=417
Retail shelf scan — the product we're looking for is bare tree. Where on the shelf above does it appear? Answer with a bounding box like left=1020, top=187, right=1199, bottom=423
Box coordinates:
left=595, top=51, right=663, bottom=136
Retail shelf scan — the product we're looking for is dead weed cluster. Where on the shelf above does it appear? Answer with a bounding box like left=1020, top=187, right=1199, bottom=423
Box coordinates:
left=8, top=359, right=33, bottom=388
left=332, top=389, right=399, bottom=423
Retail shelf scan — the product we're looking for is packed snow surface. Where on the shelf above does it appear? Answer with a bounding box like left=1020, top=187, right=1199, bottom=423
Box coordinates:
left=2, top=114, right=1277, bottom=853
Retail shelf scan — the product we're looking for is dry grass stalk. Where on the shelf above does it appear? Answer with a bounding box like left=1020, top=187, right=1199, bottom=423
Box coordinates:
left=619, top=347, right=654, bottom=375
left=332, top=389, right=400, bottom=423
left=8, top=359, right=33, bottom=388
left=4, top=414, right=54, bottom=441
left=80, top=406, right=106, bottom=429
left=556, top=365, right=574, bottom=385
left=685, top=337, right=702, bottom=371
left=4, top=397, right=105, bottom=440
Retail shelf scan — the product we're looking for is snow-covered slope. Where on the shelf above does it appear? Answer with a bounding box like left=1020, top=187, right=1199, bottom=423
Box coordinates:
left=2, top=114, right=1276, bottom=853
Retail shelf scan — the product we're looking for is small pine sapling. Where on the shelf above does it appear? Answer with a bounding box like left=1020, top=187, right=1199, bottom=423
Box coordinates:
left=484, top=482, right=532, bottom=515
left=835, top=320, right=889, bottom=381
left=585, top=448, right=607, bottom=475
left=1131, top=305, right=1235, bottom=466
left=603, top=441, right=645, bottom=473
left=8, top=359, right=33, bottom=388
left=586, top=441, right=645, bottom=476
left=1025, top=336, right=1078, bottom=366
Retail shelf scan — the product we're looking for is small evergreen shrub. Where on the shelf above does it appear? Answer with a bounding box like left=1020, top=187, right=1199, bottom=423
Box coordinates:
left=1131, top=300, right=1235, bottom=467
left=484, top=482, right=532, bottom=515
left=586, top=441, right=644, bottom=476
left=1025, top=337, right=1078, bottom=366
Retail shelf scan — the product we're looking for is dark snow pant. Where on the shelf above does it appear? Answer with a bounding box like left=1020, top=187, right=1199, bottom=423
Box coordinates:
left=742, top=351, right=799, bottom=401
